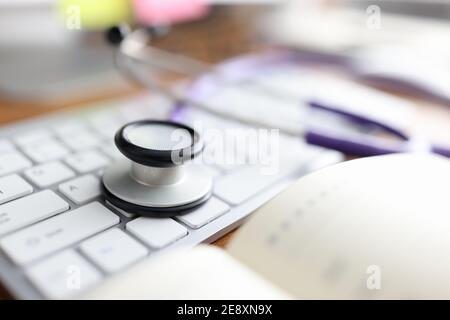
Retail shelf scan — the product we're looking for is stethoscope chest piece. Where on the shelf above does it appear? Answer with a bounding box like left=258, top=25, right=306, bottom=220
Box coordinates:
left=102, top=120, right=213, bottom=217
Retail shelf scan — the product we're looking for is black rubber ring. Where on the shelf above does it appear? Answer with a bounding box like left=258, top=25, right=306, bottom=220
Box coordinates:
left=102, top=182, right=212, bottom=218
left=115, top=120, right=204, bottom=168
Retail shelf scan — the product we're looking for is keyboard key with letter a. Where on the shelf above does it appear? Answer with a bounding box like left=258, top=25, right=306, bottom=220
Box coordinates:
left=58, top=175, right=101, bottom=205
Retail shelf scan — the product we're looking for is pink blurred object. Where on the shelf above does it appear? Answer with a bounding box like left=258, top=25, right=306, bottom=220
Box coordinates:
left=132, top=0, right=210, bottom=25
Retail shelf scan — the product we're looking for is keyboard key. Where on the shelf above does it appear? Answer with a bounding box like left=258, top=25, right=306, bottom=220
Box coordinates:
left=106, top=201, right=136, bottom=219
left=0, top=202, right=120, bottom=265
left=304, top=149, right=344, bottom=172
left=194, top=164, right=221, bottom=179
left=23, top=140, right=70, bottom=163
left=53, top=121, right=87, bottom=138
left=0, top=190, right=69, bottom=236
left=214, top=139, right=322, bottom=205
left=58, top=175, right=101, bottom=205
left=80, top=228, right=148, bottom=273
left=176, top=197, right=230, bottom=229
left=0, top=139, right=15, bottom=152
left=126, top=217, right=187, bottom=249
left=119, top=96, right=172, bottom=121
left=65, top=150, right=110, bottom=173
left=100, top=144, right=124, bottom=160
left=61, top=131, right=102, bottom=151
left=88, top=110, right=124, bottom=139
left=203, top=139, right=248, bottom=172
left=14, top=130, right=52, bottom=147
left=0, top=174, right=33, bottom=205
left=214, top=166, right=281, bottom=205
left=205, top=165, right=222, bottom=179
left=0, top=152, right=32, bottom=177
left=118, top=103, right=157, bottom=122
left=24, top=162, right=75, bottom=188
left=26, top=250, right=101, bottom=299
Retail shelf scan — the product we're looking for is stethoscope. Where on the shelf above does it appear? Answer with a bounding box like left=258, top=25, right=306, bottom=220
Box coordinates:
left=102, top=120, right=213, bottom=217
left=102, top=27, right=450, bottom=218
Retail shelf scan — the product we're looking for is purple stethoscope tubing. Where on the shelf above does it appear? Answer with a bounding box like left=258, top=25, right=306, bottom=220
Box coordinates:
left=174, top=50, right=450, bottom=158
left=307, top=101, right=450, bottom=158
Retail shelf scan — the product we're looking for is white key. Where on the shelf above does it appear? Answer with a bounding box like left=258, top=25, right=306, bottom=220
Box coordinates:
left=191, top=164, right=221, bottom=179
left=100, top=144, right=124, bottom=160
left=214, top=166, right=278, bottom=205
left=118, top=104, right=141, bottom=122
left=214, top=140, right=322, bottom=205
left=119, top=96, right=172, bottom=121
left=23, top=140, right=69, bottom=163
left=0, top=152, right=32, bottom=177
left=58, top=175, right=101, bottom=205
left=24, top=162, right=75, bottom=188
left=54, top=121, right=87, bottom=138
left=126, top=217, right=187, bottom=249
left=0, top=139, right=15, bottom=152
left=94, top=123, right=122, bottom=140
left=176, top=197, right=230, bottom=229
left=0, top=190, right=69, bottom=236
left=88, top=110, right=124, bottom=139
left=61, top=131, right=102, bottom=151
left=80, top=229, right=148, bottom=273
left=65, top=150, right=110, bottom=173
left=106, top=201, right=135, bottom=219
left=205, top=165, right=222, bottom=179
left=14, top=130, right=52, bottom=147
left=0, top=202, right=119, bottom=265
left=26, top=250, right=101, bottom=299
left=0, top=174, right=33, bottom=205
left=203, top=139, right=248, bottom=172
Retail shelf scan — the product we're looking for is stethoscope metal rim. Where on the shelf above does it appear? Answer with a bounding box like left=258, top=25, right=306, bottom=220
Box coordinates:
left=102, top=181, right=212, bottom=217
left=102, top=120, right=214, bottom=218
left=115, top=119, right=204, bottom=167
left=102, top=159, right=213, bottom=206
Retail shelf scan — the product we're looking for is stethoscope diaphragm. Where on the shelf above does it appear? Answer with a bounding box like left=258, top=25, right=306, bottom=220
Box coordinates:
left=102, top=120, right=213, bottom=218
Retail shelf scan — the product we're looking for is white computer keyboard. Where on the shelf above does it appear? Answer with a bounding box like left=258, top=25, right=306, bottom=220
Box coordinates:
left=0, top=94, right=343, bottom=299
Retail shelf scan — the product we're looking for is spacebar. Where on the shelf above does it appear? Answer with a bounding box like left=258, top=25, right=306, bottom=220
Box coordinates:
left=0, top=202, right=120, bottom=266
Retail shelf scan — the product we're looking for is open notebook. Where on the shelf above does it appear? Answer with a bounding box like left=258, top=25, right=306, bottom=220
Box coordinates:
left=86, top=154, right=450, bottom=299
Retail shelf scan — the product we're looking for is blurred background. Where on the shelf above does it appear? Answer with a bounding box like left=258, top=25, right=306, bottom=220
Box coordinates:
left=0, top=0, right=269, bottom=104
left=0, top=0, right=450, bottom=138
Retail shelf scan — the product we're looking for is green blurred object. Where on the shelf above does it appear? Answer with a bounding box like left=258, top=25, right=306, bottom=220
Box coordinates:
left=59, top=0, right=134, bottom=30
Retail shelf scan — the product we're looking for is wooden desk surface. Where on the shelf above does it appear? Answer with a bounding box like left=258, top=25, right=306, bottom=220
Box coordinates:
left=1, top=6, right=450, bottom=299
